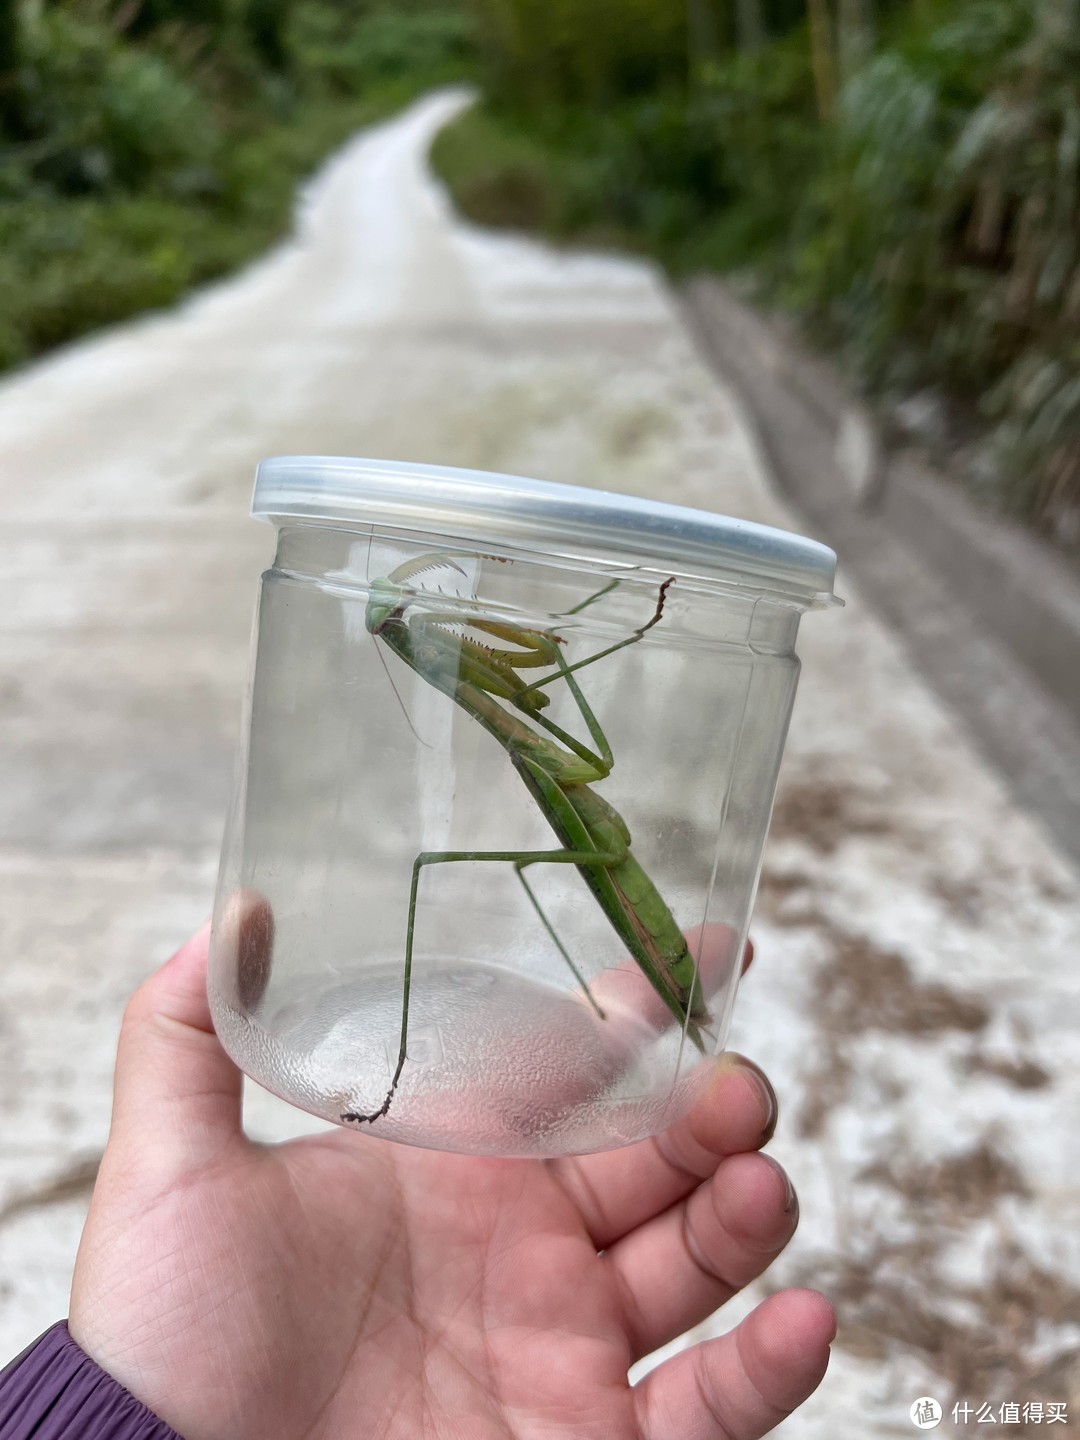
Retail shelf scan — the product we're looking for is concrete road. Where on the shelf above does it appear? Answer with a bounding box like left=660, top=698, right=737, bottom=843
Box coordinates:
left=2, top=89, right=1078, bottom=1432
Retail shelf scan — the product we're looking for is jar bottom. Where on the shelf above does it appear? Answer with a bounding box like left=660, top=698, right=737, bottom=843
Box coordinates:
left=209, top=959, right=710, bottom=1157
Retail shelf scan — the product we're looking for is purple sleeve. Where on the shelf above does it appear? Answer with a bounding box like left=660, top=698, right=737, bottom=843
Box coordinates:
left=0, top=1323, right=182, bottom=1440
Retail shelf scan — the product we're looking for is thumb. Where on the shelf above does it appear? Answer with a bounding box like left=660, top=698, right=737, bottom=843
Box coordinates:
left=108, top=902, right=268, bottom=1176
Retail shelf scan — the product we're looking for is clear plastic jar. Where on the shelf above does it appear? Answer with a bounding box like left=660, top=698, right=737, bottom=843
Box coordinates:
left=209, top=457, right=839, bottom=1157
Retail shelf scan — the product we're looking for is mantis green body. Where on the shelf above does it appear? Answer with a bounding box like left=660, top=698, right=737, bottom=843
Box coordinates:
left=342, top=557, right=711, bottom=1126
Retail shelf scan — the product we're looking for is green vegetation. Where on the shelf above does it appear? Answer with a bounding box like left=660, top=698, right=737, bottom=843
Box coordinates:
left=4, top=0, right=1075, bottom=538
left=0, top=0, right=475, bottom=369
left=434, top=0, right=1079, bottom=541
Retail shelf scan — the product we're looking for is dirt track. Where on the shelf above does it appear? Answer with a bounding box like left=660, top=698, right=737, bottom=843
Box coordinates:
left=1, top=89, right=1078, bottom=1433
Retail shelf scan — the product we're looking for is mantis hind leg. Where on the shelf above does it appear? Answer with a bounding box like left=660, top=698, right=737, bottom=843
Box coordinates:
left=340, top=843, right=620, bottom=1127
left=513, top=863, right=606, bottom=1019
left=560, top=576, right=620, bottom=617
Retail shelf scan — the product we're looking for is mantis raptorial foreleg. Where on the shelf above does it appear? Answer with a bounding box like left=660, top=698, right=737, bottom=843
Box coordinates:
left=341, top=842, right=624, bottom=1126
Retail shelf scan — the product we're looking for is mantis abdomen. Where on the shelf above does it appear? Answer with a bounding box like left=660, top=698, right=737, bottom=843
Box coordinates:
left=514, top=759, right=708, bottom=1046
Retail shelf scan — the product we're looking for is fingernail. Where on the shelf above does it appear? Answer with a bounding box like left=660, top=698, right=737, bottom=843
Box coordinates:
left=736, top=1057, right=778, bottom=1144
left=783, top=1172, right=798, bottom=1215
left=763, top=1154, right=798, bottom=1215
left=221, top=891, right=275, bottom=1010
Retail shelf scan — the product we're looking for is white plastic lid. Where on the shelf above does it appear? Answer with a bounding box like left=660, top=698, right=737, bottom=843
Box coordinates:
left=252, top=456, right=839, bottom=609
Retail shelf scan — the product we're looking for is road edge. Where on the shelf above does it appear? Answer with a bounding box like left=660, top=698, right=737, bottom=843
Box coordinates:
left=680, top=275, right=1080, bottom=867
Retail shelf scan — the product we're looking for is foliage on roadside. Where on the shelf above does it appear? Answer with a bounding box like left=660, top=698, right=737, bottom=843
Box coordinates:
left=0, top=0, right=475, bottom=370
left=435, top=0, right=1080, bottom=542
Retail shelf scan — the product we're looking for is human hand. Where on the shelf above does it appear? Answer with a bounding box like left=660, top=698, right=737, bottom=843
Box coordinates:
left=69, top=922, right=834, bottom=1440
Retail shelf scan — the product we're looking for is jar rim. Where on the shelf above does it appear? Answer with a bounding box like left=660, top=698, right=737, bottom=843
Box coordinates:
left=252, top=455, right=839, bottom=609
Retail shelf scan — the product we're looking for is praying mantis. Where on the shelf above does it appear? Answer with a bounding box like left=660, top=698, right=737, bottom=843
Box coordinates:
left=341, top=554, right=712, bottom=1126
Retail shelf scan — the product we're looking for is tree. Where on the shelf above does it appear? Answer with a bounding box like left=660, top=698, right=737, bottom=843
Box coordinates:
left=806, top=0, right=836, bottom=118
left=0, top=0, right=22, bottom=133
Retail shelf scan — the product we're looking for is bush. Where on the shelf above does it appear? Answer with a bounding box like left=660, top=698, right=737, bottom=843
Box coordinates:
left=0, top=91, right=402, bottom=369
left=788, top=0, right=1080, bottom=525
left=293, top=1, right=475, bottom=94
left=433, top=28, right=819, bottom=268
left=15, top=10, right=220, bottom=194
left=0, top=0, right=479, bottom=373
left=471, top=0, right=690, bottom=109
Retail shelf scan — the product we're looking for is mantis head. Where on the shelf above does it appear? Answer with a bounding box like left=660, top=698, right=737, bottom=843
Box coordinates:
left=365, top=554, right=468, bottom=635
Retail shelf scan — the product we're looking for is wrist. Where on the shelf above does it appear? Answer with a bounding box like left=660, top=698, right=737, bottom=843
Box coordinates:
left=0, top=1321, right=183, bottom=1439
